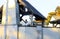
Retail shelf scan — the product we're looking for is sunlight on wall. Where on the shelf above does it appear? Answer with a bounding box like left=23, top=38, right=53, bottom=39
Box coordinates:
left=6, top=29, right=25, bottom=39
left=8, top=0, right=15, bottom=8
left=2, top=16, right=6, bottom=24
left=2, top=0, right=15, bottom=24
left=8, top=16, right=12, bottom=24
left=2, top=3, right=6, bottom=24
left=0, top=26, right=4, bottom=37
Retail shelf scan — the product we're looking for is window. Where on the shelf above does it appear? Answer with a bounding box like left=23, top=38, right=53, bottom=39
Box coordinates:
left=19, top=5, right=33, bottom=26
left=17, top=0, right=45, bottom=27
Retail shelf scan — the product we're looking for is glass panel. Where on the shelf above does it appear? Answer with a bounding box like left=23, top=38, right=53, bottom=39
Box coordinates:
left=6, top=26, right=17, bottom=39
left=43, top=28, right=60, bottom=39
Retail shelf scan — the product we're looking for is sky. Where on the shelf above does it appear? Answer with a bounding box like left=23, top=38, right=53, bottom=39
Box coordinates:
left=26, top=0, right=60, bottom=17
left=0, top=0, right=6, bottom=7
left=0, top=0, right=60, bottom=17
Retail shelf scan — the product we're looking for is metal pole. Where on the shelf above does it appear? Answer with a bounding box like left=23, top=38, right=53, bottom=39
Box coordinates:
left=16, top=0, right=20, bottom=39
left=37, top=30, right=40, bottom=39
left=37, top=26, right=42, bottom=39
left=5, top=0, right=8, bottom=39
left=42, top=21, right=44, bottom=39
left=29, top=14, right=33, bottom=26
left=17, top=26, right=19, bottom=39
